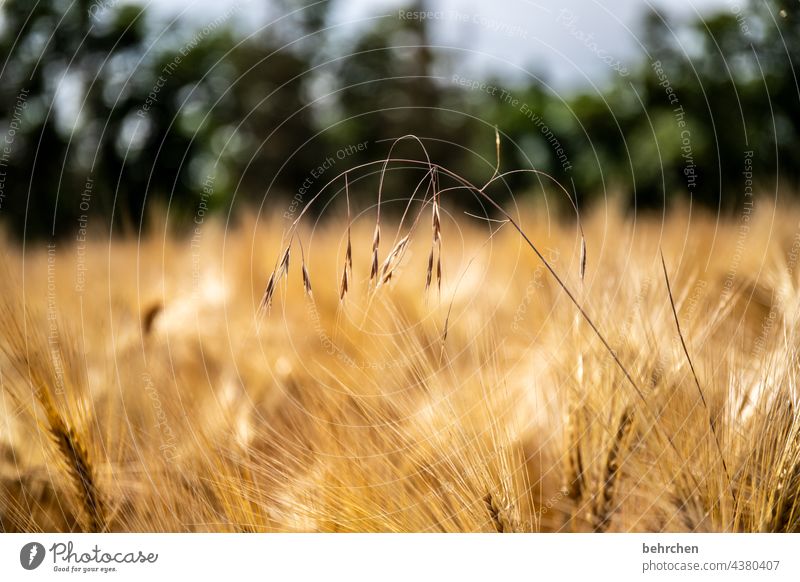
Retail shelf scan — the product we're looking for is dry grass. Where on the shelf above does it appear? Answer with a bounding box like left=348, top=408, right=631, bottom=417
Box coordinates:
left=2, top=149, right=800, bottom=532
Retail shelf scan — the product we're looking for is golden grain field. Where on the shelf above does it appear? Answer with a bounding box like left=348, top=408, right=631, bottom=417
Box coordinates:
left=2, top=169, right=799, bottom=532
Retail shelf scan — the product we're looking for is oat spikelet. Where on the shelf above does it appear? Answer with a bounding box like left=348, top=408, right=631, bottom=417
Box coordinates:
left=379, top=235, right=409, bottom=285
left=425, top=247, right=434, bottom=290
left=431, top=170, right=443, bottom=291
left=432, top=200, right=441, bottom=243
left=426, top=185, right=442, bottom=292
left=345, top=230, right=353, bottom=271
left=298, top=240, right=312, bottom=297
left=580, top=237, right=587, bottom=282
left=302, top=263, right=312, bottom=297
left=260, top=244, right=291, bottom=313
left=278, top=245, right=291, bottom=276
left=346, top=175, right=353, bottom=271
left=370, top=224, right=381, bottom=282
left=339, top=174, right=354, bottom=302
left=339, top=264, right=349, bottom=300
left=260, top=271, right=276, bottom=312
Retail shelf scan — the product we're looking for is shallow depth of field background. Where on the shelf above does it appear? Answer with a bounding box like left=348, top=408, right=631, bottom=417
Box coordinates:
left=1, top=0, right=800, bottom=532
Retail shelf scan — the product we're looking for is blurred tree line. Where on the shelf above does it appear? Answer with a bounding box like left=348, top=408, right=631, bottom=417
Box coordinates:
left=0, top=0, right=797, bottom=239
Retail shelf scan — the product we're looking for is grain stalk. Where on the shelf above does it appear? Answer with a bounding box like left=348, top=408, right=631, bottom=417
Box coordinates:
left=660, top=251, right=737, bottom=510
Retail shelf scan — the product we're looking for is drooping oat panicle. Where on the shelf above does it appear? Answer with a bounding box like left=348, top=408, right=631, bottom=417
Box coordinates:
left=258, top=143, right=695, bottom=505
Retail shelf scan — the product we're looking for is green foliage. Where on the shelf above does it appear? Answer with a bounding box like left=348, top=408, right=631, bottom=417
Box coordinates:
left=0, top=0, right=322, bottom=237
left=0, top=0, right=798, bottom=238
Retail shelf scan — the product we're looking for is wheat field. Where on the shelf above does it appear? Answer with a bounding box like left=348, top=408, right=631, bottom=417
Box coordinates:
left=1, top=160, right=799, bottom=532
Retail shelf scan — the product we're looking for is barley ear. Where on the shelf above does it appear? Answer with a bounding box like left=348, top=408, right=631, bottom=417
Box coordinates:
left=591, top=409, right=633, bottom=532
left=562, top=404, right=585, bottom=503
left=484, top=492, right=517, bottom=533
left=50, top=420, right=106, bottom=532
left=39, top=390, right=106, bottom=532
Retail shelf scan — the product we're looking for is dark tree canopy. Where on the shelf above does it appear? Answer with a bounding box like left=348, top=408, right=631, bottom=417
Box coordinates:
left=0, top=0, right=798, bottom=239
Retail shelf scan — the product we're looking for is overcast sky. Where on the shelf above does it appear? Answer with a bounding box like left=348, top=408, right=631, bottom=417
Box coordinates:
left=134, top=0, right=736, bottom=90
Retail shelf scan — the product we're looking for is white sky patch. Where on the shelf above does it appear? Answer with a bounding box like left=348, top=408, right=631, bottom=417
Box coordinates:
left=127, top=0, right=734, bottom=91
left=387, top=0, right=731, bottom=89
